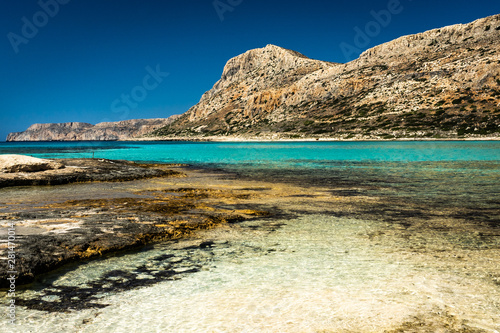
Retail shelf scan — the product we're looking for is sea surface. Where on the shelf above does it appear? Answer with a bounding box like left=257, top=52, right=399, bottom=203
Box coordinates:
left=1, top=141, right=500, bottom=332
left=2, top=140, right=500, bottom=215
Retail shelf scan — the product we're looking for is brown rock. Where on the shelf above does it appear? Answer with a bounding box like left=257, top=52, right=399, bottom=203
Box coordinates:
left=153, top=14, right=500, bottom=140
left=6, top=116, right=180, bottom=141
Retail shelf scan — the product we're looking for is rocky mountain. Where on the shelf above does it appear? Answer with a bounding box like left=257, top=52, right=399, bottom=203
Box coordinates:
left=152, top=14, right=500, bottom=140
left=7, top=15, right=500, bottom=142
left=7, top=117, right=179, bottom=141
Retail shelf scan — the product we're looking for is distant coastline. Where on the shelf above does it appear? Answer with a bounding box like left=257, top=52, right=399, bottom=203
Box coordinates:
left=126, top=136, right=500, bottom=142
left=3, top=136, right=500, bottom=144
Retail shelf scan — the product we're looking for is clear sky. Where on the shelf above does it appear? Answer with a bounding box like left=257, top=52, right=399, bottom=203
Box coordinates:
left=1, top=0, right=499, bottom=141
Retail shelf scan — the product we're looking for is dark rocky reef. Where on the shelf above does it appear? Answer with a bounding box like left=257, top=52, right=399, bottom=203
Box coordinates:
left=0, top=158, right=179, bottom=188
left=0, top=180, right=272, bottom=287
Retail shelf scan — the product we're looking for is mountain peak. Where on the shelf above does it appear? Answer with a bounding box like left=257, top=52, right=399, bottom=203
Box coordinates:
left=261, top=44, right=310, bottom=59
left=183, top=44, right=335, bottom=122
left=214, top=44, right=332, bottom=89
left=153, top=14, right=500, bottom=140
left=8, top=15, right=500, bottom=142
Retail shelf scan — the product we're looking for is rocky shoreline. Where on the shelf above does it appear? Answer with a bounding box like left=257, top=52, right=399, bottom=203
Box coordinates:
left=2, top=155, right=499, bottom=332
left=2, top=154, right=499, bottom=289
left=0, top=156, right=180, bottom=188
left=0, top=157, right=274, bottom=287
left=127, top=135, right=500, bottom=142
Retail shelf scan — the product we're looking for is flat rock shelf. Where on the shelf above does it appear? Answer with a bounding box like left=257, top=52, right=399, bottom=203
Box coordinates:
left=0, top=157, right=180, bottom=188
left=0, top=158, right=273, bottom=286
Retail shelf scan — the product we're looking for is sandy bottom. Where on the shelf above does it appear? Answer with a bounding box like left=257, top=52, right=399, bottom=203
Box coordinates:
left=9, top=214, right=500, bottom=332
left=2, top=167, right=500, bottom=332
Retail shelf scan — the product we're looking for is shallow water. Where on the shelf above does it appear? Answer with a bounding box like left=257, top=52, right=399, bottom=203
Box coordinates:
left=8, top=214, right=500, bottom=332
left=2, top=141, right=500, bottom=163
left=1, top=141, right=500, bottom=332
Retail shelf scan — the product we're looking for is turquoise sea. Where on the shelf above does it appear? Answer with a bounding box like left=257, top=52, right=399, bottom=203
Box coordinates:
left=2, top=140, right=499, bottom=214
left=1, top=140, right=500, bottom=332
left=2, top=140, right=500, bottom=163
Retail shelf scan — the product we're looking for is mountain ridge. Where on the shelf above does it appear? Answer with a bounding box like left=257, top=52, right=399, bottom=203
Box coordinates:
left=153, top=15, right=500, bottom=139
left=6, top=117, right=179, bottom=141
left=7, top=14, right=500, bottom=141
left=151, top=14, right=500, bottom=140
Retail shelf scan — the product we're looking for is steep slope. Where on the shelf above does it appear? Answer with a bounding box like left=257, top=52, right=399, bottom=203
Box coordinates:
left=153, top=14, right=500, bottom=140
left=7, top=117, right=180, bottom=141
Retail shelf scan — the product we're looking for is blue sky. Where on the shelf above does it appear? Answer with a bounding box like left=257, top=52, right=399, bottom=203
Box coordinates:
left=1, top=0, right=499, bottom=141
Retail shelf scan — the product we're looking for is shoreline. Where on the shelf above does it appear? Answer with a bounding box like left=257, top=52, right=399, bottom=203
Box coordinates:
left=1, top=156, right=499, bottom=331
left=127, top=136, right=500, bottom=142
left=0, top=161, right=279, bottom=287
left=3, top=136, right=500, bottom=143
left=2, top=154, right=499, bottom=289
left=0, top=158, right=179, bottom=188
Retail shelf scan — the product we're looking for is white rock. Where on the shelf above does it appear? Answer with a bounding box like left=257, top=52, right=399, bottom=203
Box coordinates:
left=0, top=154, right=64, bottom=173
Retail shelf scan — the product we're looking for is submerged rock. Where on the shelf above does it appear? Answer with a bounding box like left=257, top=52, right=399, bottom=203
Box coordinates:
left=0, top=170, right=275, bottom=288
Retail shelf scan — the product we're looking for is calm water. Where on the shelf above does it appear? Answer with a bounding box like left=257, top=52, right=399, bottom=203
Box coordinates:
left=2, top=140, right=500, bottom=211
left=2, top=140, right=500, bottom=163
left=1, top=141, right=500, bottom=332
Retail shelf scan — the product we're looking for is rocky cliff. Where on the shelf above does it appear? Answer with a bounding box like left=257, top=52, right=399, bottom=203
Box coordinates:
left=153, top=14, right=500, bottom=140
left=8, top=15, right=500, bottom=141
left=7, top=117, right=180, bottom=141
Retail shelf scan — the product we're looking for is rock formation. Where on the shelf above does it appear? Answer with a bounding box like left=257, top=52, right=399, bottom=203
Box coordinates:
left=7, top=15, right=500, bottom=141
left=0, top=157, right=175, bottom=188
left=7, top=116, right=180, bottom=141
left=0, top=154, right=64, bottom=173
left=153, top=14, right=500, bottom=140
